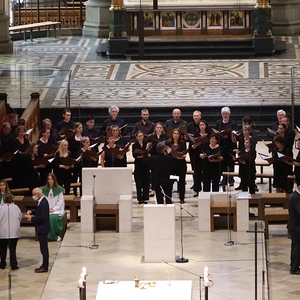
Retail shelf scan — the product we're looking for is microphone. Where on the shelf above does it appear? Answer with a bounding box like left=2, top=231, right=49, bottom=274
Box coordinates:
left=160, top=185, right=166, bottom=206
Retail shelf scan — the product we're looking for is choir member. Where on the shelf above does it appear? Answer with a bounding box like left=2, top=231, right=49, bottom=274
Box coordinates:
left=101, top=135, right=123, bottom=167
left=132, top=131, right=150, bottom=204
left=57, top=108, right=75, bottom=139
left=0, top=180, right=12, bottom=204
left=111, top=125, right=128, bottom=167
left=53, top=139, right=74, bottom=195
left=81, top=136, right=99, bottom=168
left=82, top=115, right=100, bottom=139
left=200, top=134, right=224, bottom=192
left=100, top=106, right=127, bottom=136
left=131, top=108, right=155, bottom=139
left=166, top=129, right=187, bottom=204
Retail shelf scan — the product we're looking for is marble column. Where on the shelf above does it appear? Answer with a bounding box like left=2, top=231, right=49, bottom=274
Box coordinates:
left=253, top=0, right=273, bottom=54
left=82, top=0, right=110, bottom=37
left=271, top=0, right=300, bottom=35
left=0, top=0, right=13, bottom=54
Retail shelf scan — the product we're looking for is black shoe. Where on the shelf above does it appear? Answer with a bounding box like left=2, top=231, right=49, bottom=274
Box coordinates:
left=180, top=200, right=185, bottom=204
left=138, top=201, right=143, bottom=204
left=190, top=185, right=194, bottom=190
left=235, top=185, right=242, bottom=190
left=35, top=267, right=48, bottom=273
left=149, top=192, right=155, bottom=197
left=0, top=265, right=5, bottom=270
left=11, top=266, right=19, bottom=270
left=193, top=192, right=199, bottom=197
left=142, top=201, right=148, bottom=204
left=290, top=269, right=300, bottom=275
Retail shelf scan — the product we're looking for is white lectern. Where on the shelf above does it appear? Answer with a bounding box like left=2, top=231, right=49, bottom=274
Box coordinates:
left=144, top=205, right=175, bottom=262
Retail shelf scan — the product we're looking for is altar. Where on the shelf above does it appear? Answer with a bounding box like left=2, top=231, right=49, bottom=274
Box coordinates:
left=125, top=0, right=257, bottom=36
left=96, top=280, right=193, bottom=300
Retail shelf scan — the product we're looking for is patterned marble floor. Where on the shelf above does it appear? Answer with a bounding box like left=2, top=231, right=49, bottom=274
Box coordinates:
left=0, top=36, right=300, bottom=108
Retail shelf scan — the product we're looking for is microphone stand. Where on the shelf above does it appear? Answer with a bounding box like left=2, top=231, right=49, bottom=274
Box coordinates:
left=160, top=185, right=192, bottom=263
left=225, top=168, right=235, bottom=246
left=89, top=175, right=99, bottom=249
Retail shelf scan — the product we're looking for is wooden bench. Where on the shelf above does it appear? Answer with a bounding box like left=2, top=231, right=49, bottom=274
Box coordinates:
left=210, top=201, right=237, bottom=232
left=260, top=193, right=287, bottom=219
left=64, top=195, right=81, bottom=222
left=94, top=204, right=119, bottom=232
left=263, top=208, right=289, bottom=239
left=9, top=21, right=60, bottom=41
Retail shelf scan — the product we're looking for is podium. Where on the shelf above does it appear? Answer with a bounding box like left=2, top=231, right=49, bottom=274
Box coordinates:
left=144, top=205, right=175, bottom=262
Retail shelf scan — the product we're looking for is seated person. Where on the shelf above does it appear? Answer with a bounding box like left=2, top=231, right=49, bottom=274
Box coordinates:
left=41, top=173, right=65, bottom=241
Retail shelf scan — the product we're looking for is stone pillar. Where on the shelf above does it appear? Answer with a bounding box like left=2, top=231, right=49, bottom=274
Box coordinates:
left=106, top=0, right=128, bottom=58
left=253, top=0, right=274, bottom=54
left=82, top=0, right=110, bottom=37
left=0, top=0, right=13, bottom=54
left=271, top=0, right=300, bottom=35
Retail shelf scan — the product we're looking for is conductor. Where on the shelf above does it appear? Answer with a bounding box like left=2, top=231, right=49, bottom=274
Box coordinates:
left=146, top=142, right=174, bottom=204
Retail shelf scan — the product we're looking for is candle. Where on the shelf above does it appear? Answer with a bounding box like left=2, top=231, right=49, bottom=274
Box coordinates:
left=82, top=267, right=87, bottom=274
left=78, top=278, right=83, bottom=287
left=204, top=266, right=209, bottom=287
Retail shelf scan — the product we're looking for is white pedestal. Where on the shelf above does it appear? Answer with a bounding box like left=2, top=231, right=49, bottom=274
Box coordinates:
left=144, top=205, right=175, bottom=263
left=80, top=195, right=94, bottom=233
left=236, top=192, right=250, bottom=232
left=119, top=195, right=132, bottom=233
left=198, top=192, right=211, bottom=232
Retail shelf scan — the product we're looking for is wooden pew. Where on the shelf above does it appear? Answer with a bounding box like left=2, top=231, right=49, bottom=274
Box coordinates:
left=20, top=92, right=40, bottom=143
left=9, top=21, right=60, bottom=41
left=263, top=208, right=289, bottom=239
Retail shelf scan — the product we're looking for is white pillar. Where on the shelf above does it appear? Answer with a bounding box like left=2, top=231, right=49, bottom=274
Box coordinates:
left=82, top=0, right=110, bottom=37
left=0, top=0, right=13, bottom=53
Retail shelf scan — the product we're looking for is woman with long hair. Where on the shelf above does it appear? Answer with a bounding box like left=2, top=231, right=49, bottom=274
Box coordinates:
left=37, top=128, right=57, bottom=184
left=101, top=134, right=124, bottom=167
left=193, top=120, right=210, bottom=197
left=166, top=129, right=187, bottom=203
left=53, top=139, right=74, bottom=195
left=111, top=125, right=128, bottom=167
left=0, top=180, right=12, bottom=204
left=68, top=122, right=83, bottom=195
left=81, top=136, right=99, bottom=168
left=41, top=173, right=65, bottom=241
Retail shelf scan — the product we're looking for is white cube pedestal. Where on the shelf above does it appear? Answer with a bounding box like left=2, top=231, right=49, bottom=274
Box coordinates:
left=144, top=204, right=175, bottom=263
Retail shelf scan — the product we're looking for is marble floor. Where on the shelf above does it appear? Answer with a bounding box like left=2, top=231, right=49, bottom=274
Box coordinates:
left=0, top=36, right=300, bottom=108
left=0, top=152, right=299, bottom=300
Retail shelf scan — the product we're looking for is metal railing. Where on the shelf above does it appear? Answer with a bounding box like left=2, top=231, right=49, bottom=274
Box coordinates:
left=9, top=0, right=85, bottom=29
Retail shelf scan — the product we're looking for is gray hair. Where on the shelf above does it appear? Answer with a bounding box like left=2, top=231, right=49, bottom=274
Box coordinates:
left=109, top=106, right=119, bottom=113
left=221, top=107, right=231, bottom=114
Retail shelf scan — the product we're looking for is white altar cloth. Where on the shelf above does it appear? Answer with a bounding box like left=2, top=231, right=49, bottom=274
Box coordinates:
left=96, top=280, right=192, bottom=300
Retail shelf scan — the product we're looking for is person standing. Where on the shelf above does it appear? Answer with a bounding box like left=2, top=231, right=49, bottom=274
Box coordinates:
left=27, top=187, right=51, bottom=273
left=186, top=110, right=202, bottom=192
left=0, top=193, right=22, bottom=270
left=165, top=108, right=187, bottom=130
left=101, top=106, right=127, bottom=136
left=288, top=187, right=300, bottom=275
left=132, top=131, right=150, bottom=204
left=146, top=142, right=174, bottom=204
left=57, top=108, right=75, bottom=139
left=41, top=173, right=65, bottom=241
left=216, top=106, right=237, bottom=186
left=131, top=108, right=155, bottom=139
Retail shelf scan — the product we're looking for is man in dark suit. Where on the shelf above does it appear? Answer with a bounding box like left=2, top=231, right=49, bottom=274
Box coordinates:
left=146, top=142, right=174, bottom=204
left=27, top=187, right=51, bottom=273
left=288, top=187, right=300, bottom=275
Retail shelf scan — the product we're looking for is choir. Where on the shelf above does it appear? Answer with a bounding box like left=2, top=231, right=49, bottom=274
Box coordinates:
left=0, top=106, right=299, bottom=202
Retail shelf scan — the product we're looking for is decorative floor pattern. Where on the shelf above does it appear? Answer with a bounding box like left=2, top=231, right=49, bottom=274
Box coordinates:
left=0, top=36, right=300, bottom=108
